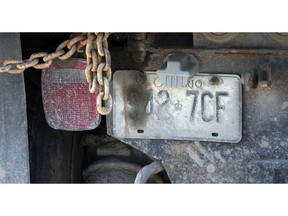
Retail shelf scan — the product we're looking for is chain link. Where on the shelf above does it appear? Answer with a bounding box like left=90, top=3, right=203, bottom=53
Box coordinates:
left=3, top=60, right=25, bottom=74
left=85, top=33, right=112, bottom=115
left=0, top=33, right=113, bottom=115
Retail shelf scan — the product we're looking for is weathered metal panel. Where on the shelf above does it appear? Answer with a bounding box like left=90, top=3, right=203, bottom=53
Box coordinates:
left=0, top=33, right=30, bottom=183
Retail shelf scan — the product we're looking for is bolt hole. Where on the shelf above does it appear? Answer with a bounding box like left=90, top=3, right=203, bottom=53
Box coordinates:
left=210, top=76, right=219, bottom=85
left=252, top=70, right=258, bottom=89
left=252, top=70, right=272, bottom=88
left=137, top=129, right=144, bottom=134
left=212, top=133, right=218, bottom=137
left=260, top=70, right=268, bottom=81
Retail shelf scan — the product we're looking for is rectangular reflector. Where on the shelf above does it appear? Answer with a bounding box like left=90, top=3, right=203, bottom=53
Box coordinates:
left=42, top=59, right=100, bottom=131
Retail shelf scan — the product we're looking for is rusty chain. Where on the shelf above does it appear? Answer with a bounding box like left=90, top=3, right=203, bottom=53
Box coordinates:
left=0, top=33, right=112, bottom=115
left=85, top=32, right=112, bottom=115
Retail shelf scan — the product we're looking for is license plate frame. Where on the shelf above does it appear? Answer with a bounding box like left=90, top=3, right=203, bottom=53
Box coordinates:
left=111, top=70, right=242, bottom=143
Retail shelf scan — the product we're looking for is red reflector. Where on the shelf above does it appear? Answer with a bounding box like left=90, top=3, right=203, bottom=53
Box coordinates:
left=42, top=59, right=100, bottom=131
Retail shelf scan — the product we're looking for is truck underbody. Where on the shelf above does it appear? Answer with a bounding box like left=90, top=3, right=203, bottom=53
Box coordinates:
left=1, top=33, right=288, bottom=183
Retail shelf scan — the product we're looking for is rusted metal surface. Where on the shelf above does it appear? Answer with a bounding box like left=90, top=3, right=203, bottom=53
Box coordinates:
left=127, top=33, right=148, bottom=63
left=110, top=47, right=288, bottom=74
left=29, top=52, right=53, bottom=69
left=0, top=33, right=30, bottom=183
left=2, top=60, right=25, bottom=74
left=85, top=33, right=112, bottom=115
left=96, top=33, right=105, bottom=56
left=97, top=90, right=112, bottom=115
left=108, top=45, right=288, bottom=183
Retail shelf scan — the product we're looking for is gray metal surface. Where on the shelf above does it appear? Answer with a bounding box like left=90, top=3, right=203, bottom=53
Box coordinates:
left=112, top=71, right=242, bottom=143
left=108, top=47, right=288, bottom=183
left=0, top=33, right=30, bottom=183
left=248, top=160, right=288, bottom=183
left=134, top=161, right=164, bottom=184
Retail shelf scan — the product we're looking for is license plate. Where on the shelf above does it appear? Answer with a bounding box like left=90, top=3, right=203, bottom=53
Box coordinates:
left=112, top=70, right=242, bottom=143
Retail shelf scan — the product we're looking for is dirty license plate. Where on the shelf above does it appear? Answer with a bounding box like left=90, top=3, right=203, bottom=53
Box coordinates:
left=112, top=70, right=242, bottom=143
